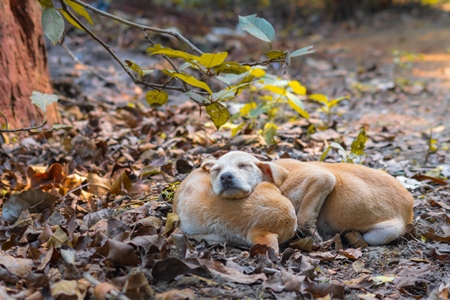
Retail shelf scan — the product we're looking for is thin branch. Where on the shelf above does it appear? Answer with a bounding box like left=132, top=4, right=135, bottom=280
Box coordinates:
left=70, top=0, right=203, bottom=56
left=0, top=111, right=8, bottom=129
left=60, top=1, right=142, bottom=85
left=0, top=118, right=48, bottom=133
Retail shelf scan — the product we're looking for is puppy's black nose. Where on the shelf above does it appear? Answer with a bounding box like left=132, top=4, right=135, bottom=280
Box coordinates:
left=220, top=172, right=234, bottom=186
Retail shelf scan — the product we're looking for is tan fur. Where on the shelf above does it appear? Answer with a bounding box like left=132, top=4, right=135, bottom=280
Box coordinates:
left=174, top=151, right=414, bottom=248
left=273, top=159, right=414, bottom=245
left=172, top=168, right=297, bottom=254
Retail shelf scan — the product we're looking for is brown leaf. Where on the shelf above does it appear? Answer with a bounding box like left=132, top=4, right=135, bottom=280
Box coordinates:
left=151, top=257, right=209, bottom=281
left=423, top=228, right=450, bottom=243
left=93, top=282, right=120, bottom=300
left=0, top=255, right=33, bottom=277
left=95, top=234, right=141, bottom=266
left=429, top=248, right=450, bottom=262
left=28, top=163, right=66, bottom=189
left=290, top=236, right=314, bottom=252
left=87, top=173, right=110, bottom=197
left=340, top=248, right=363, bottom=260
left=352, top=259, right=364, bottom=273
left=155, top=288, right=195, bottom=300
left=343, top=274, right=374, bottom=289
left=2, top=189, right=58, bottom=224
left=51, top=279, right=90, bottom=300
left=199, top=259, right=266, bottom=284
left=304, top=281, right=345, bottom=299
left=110, top=170, right=133, bottom=195
left=344, top=231, right=368, bottom=249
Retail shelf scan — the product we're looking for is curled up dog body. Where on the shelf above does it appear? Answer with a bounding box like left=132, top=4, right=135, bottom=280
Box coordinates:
left=173, top=151, right=415, bottom=253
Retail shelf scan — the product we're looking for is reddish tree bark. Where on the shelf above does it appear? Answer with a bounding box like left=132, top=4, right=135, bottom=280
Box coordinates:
left=0, top=0, right=60, bottom=129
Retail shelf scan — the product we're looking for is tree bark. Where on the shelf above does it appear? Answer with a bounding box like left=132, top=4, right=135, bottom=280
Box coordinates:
left=0, top=0, right=60, bottom=129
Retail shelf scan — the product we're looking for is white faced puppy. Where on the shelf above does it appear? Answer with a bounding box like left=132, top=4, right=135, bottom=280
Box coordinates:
left=172, top=167, right=297, bottom=255
left=201, top=151, right=288, bottom=199
left=197, top=151, right=414, bottom=246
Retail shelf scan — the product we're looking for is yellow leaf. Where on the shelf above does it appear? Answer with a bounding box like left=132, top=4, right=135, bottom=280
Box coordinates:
left=205, top=102, right=230, bottom=129
left=61, top=10, right=84, bottom=31
left=47, top=226, right=69, bottom=248
left=213, top=62, right=248, bottom=74
left=240, top=102, right=257, bottom=116
left=146, top=90, right=169, bottom=107
left=147, top=44, right=200, bottom=62
left=264, top=85, right=286, bottom=95
left=289, top=80, right=307, bottom=95
left=171, top=73, right=212, bottom=94
left=373, top=275, right=395, bottom=284
left=286, top=92, right=309, bottom=119
left=164, top=213, right=180, bottom=235
left=38, top=0, right=54, bottom=8
left=310, top=94, right=329, bottom=105
left=67, top=0, right=93, bottom=25
left=350, top=128, right=368, bottom=156
left=249, top=68, right=266, bottom=78
left=328, top=96, right=349, bottom=107
left=198, top=52, right=228, bottom=68
left=125, top=60, right=144, bottom=76
left=266, top=50, right=286, bottom=60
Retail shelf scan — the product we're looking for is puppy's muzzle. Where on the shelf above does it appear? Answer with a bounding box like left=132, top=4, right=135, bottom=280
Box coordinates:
left=220, top=172, right=235, bottom=188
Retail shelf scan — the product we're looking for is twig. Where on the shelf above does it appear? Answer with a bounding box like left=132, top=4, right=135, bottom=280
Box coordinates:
left=70, top=0, right=203, bottom=56
left=59, top=183, right=90, bottom=201
left=0, top=118, right=48, bottom=133
left=0, top=111, right=9, bottom=129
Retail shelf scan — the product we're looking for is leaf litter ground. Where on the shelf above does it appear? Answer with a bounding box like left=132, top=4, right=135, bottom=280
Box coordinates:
left=1, top=6, right=450, bottom=300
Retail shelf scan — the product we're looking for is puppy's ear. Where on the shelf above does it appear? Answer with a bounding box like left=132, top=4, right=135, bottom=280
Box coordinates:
left=256, top=162, right=288, bottom=187
left=201, top=158, right=217, bottom=172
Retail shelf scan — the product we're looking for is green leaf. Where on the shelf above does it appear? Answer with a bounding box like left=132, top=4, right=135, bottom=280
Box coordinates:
left=263, top=122, right=278, bottom=145
left=146, top=90, right=169, bottom=108
left=42, top=8, right=64, bottom=45
left=38, top=0, right=54, bottom=8
left=238, top=14, right=275, bottom=43
left=66, top=0, right=93, bottom=25
left=248, top=104, right=269, bottom=119
left=290, top=46, right=315, bottom=57
left=171, top=72, right=213, bottom=94
left=350, top=128, right=368, bottom=156
left=213, top=62, right=248, bottom=75
left=147, top=44, right=200, bottom=62
left=310, top=94, right=329, bottom=105
left=266, top=50, right=286, bottom=60
left=205, top=102, right=230, bottom=129
left=286, top=92, right=309, bottom=119
left=184, top=91, right=210, bottom=104
left=30, top=91, right=59, bottom=113
left=198, top=52, right=228, bottom=68
left=60, top=9, right=84, bottom=31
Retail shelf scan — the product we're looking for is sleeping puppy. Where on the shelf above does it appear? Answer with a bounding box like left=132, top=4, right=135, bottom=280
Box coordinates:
left=172, top=168, right=297, bottom=255
left=201, top=151, right=414, bottom=246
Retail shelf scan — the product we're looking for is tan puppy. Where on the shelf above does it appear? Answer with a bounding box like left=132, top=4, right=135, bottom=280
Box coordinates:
left=172, top=168, right=297, bottom=254
left=201, top=151, right=414, bottom=246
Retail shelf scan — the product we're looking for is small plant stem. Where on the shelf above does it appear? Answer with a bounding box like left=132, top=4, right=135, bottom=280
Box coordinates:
left=0, top=118, right=48, bottom=133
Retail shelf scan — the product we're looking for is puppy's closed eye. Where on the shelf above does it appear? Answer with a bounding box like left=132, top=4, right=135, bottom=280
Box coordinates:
left=238, top=164, right=252, bottom=170
left=211, top=167, right=221, bottom=174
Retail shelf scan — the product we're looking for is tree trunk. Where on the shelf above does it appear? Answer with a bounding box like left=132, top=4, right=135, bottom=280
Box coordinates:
left=0, top=0, right=60, bottom=129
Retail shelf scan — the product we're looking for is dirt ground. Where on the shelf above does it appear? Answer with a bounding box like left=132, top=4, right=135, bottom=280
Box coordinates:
left=1, top=4, right=450, bottom=300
